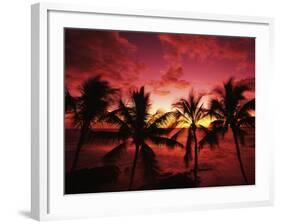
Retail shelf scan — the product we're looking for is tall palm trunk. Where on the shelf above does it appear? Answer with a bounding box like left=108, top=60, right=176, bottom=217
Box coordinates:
left=184, top=128, right=193, bottom=166
left=71, top=123, right=88, bottom=172
left=192, top=127, right=199, bottom=184
left=231, top=127, right=249, bottom=184
left=128, top=143, right=140, bottom=190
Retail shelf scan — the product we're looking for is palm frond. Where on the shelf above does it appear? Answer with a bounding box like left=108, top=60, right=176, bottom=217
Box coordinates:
left=73, top=76, right=118, bottom=128
left=146, top=110, right=162, bottom=125
left=213, top=86, right=225, bottom=98
left=210, top=119, right=225, bottom=128
left=102, top=111, right=129, bottom=129
left=131, top=86, right=151, bottom=129
left=148, top=111, right=175, bottom=129
left=173, top=99, right=192, bottom=118
left=238, top=116, right=255, bottom=128
left=118, top=100, right=134, bottom=127
left=175, top=118, right=190, bottom=128
left=209, top=99, right=224, bottom=119
left=236, top=98, right=255, bottom=120
left=233, top=83, right=250, bottom=101
left=195, top=103, right=208, bottom=122
left=144, top=111, right=178, bottom=138
left=103, top=142, right=127, bottom=162
left=65, top=88, right=77, bottom=113
left=223, top=78, right=250, bottom=116
left=148, top=135, right=184, bottom=149
left=171, top=128, right=186, bottom=141
left=193, top=93, right=204, bottom=111
left=173, top=109, right=192, bottom=124
left=198, top=125, right=219, bottom=150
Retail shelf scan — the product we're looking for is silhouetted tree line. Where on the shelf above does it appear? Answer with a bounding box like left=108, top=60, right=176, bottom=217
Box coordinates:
left=65, top=76, right=255, bottom=189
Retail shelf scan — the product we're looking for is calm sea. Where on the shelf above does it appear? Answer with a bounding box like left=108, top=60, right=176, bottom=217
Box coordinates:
left=65, top=127, right=255, bottom=190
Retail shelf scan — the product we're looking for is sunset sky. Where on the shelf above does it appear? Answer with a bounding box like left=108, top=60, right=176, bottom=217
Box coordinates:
left=65, top=28, right=255, bottom=115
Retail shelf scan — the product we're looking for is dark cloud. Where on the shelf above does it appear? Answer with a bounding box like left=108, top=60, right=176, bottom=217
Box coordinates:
left=65, top=29, right=144, bottom=95
left=161, top=65, right=190, bottom=89
left=159, top=34, right=255, bottom=76
left=159, top=34, right=254, bottom=61
left=147, top=36, right=191, bottom=96
left=148, top=64, right=190, bottom=96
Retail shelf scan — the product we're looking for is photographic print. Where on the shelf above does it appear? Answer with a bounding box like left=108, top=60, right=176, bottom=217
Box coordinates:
left=64, top=28, right=255, bottom=194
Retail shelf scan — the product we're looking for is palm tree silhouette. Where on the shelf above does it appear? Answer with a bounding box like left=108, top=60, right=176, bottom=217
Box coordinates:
left=90, top=86, right=183, bottom=190
left=70, top=76, right=118, bottom=172
left=65, top=88, right=76, bottom=113
left=172, top=90, right=208, bottom=183
left=200, top=78, right=255, bottom=184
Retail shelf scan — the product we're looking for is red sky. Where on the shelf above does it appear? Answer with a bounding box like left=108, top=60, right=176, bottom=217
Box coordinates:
left=65, top=29, right=255, bottom=114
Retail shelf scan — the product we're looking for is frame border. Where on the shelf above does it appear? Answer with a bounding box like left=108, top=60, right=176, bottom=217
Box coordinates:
left=31, top=2, right=274, bottom=221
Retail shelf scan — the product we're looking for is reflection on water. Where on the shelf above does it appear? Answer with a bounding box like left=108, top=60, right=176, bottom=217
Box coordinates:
left=65, top=128, right=255, bottom=192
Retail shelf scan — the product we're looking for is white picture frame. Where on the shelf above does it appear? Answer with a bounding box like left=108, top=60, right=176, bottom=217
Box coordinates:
left=31, top=2, right=274, bottom=221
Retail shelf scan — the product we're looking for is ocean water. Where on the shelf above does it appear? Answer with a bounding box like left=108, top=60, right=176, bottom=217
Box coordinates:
left=65, top=127, right=255, bottom=191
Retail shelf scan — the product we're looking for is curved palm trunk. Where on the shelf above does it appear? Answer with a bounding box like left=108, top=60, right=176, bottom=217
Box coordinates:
left=128, top=143, right=140, bottom=190
left=193, top=128, right=199, bottom=184
left=70, top=124, right=88, bottom=172
left=231, top=128, right=249, bottom=184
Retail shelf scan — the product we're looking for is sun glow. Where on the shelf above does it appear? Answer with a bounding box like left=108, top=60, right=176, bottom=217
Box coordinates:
left=197, top=116, right=213, bottom=128
left=173, top=116, right=213, bottom=129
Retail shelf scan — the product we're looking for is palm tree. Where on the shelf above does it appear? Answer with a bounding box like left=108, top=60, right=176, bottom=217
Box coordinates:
left=172, top=90, right=208, bottom=183
left=65, top=88, right=76, bottom=113
left=200, top=78, right=255, bottom=184
left=70, top=76, right=118, bottom=172
left=89, top=86, right=183, bottom=190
